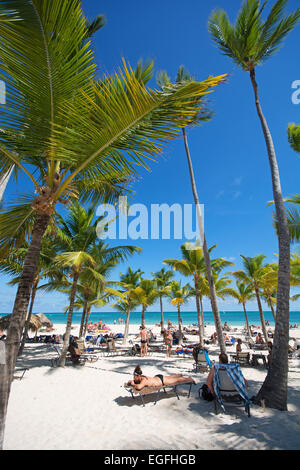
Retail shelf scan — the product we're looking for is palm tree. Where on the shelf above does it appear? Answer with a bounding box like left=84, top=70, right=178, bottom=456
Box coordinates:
left=169, top=281, right=192, bottom=345
left=230, top=281, right=256, bottom=332
left=50, top=203, right=140, bottom=365
left=283, top=123, right=300, bottom=242
left=158, top=67, right=228, bottom=354
left=130, top=279, right=159, bottom=327
left=0, top=238, right=58, bottom=356
left=110, top=296, right=139, bottom=345
left=164, top=242, right=233, bottom=348
left=0, top=1, right=226, bottom=444
left=152, top=268, right=174, bottom=333
left=117, top=268, right=143, bottom=344
left=208, top=0, right=300, bottom=411
left=233, top=255, right=274, bottom=343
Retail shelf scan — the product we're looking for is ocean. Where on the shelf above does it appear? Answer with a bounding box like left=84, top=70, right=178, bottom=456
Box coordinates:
left=2, top=310, right=299, bottom=327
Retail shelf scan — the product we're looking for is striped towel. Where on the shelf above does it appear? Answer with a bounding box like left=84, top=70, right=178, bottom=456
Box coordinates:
left=213, top=363, right=250, bottom=414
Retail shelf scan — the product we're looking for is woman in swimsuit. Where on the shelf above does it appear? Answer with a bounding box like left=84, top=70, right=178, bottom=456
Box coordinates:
left=163, top=330, right=173, bottom=358
left=126, top=366, right=196, bottom=390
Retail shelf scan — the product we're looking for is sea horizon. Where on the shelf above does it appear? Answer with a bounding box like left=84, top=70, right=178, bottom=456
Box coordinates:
left=2, top=310, right=299, bottom=327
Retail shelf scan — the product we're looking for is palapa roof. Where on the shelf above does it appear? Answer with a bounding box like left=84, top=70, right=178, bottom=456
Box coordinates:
left=0, top=314, right=42, bottom=332
left=36, top=313, right=53, bottom=328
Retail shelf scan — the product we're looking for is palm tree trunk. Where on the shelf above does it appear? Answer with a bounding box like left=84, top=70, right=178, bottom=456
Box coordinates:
left=58, top=270, right=80, bottom=367
left=159, top=295, right=164, bottom=333
left=83, top=307, right=92, bottom=338
left=268, top=296, right=276, bottom=322
left=123, top=308, right=131, bottom=345
left=199, top=296, right=205, bottom=337
left=0, top=212, right=50, bottom=449
left=194, top=277, right=204, bottom=347
left=254, top=287, right=269, bottom=344
left=182, top=128, right=226, bottom=354
left=177, top=304, right=183, bottom=345
left=250, top=69, right=290, bottom=410
left=79, top=300, right=88, bottom=338
left=242, top=302, right=251, bottom=335
left=18, top=276, right=39, bottom=356
left=141, top=305, right=146, bottom=327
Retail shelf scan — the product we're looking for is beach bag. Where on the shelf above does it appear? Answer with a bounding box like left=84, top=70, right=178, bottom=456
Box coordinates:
left=200, top=384, right=214, bottom=401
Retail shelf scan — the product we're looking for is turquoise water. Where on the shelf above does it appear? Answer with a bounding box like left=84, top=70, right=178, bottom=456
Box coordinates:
left=2, top=311, right=299, bottom=327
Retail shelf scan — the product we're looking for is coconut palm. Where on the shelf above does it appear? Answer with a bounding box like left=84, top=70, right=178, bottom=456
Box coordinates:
left=169, top=281, right=192, bottom=345
left=0, top=238, right=58, bottom=356
left=117, top=268, right=143, bottom=344
left=164, top=242, right=233, bottom=348
left=152, top=268, right=174, bottom=333
left=130, top=279, right=159, bottom=327
left=230, top=281, right=256, bottom=332
left=233, top=255, right=274, bottom=343
left=110, top=296, right=139, bottom=345
left=49, top=203, right=140, bottom=365
left=0, top=3, right=226, bottom=443
left=158, top=67, right=228, bottom=354
left=208, top=0, right=300, bottom=411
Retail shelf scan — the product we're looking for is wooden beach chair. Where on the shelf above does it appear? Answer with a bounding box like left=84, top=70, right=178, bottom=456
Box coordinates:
left=124, top=380, right=194, bottom=407
left=231, top=352, right=251, bottom=366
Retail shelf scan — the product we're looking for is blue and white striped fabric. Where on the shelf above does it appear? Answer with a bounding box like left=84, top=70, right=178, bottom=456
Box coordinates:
left=204, top=350, right=212, bottom=369
left=213, top=363, right=250, bottom=414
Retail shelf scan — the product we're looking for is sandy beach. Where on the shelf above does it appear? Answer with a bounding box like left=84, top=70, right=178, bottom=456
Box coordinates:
left=3, top=321, right=300, bottom=450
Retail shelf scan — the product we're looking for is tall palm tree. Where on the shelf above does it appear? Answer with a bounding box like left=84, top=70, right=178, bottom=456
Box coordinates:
left=0, top=1, right=226, bottom=445
left=158, top=67, right=228, bottom=354
left=164, top=242, right=233, bottom=348
left=117, top=268, right=143, bottom=344
left=169, top=281, right=192, bottom=345
left=233, top=255, right=274, bottom=343
left=208, top=0, right=300, bottom=411
left=50, top=203, right=140, bottom=365
left=130, top=279, right=159, bottom=327
left=0, top=238, right=58, bottom=356
left=152, top=268, right=174, bottom=333
left=230, top=281, right=256, bottom=332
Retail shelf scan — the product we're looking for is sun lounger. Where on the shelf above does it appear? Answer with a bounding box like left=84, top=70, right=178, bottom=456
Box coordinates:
left=213, top=364, right=251, bottom=417
left=194, top=348, right=213, bottom=372
left=248, top=337, right=268, bottom=350
left=124, top=380, right=194, bottom=407
left=230, top=352, right=251, bottom=366
left=50, top=345, right=86, bottom=367
left=76, top=339, right=98, bottom=362
left=13, top=368, right=29, bottom=380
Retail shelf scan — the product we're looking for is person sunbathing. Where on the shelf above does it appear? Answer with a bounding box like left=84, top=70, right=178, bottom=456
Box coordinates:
left=126, top=365, right=195, bottom=390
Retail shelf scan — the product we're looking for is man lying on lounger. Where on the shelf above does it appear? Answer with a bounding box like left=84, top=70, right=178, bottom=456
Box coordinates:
left=126, top=365, right=196, bottom=390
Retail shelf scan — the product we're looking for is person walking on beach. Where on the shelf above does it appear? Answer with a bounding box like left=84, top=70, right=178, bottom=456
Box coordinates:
left=136, top=326, right=149, bottom=357
left=163, top=329, right=173, bottom=358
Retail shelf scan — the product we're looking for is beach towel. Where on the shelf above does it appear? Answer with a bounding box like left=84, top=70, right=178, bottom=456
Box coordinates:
left=213, top=363, right=250, bottom=415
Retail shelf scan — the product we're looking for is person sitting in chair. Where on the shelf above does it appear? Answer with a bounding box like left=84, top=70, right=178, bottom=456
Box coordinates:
left=126, top=365, right=195, bottom=391
left=206, top=353, right=248, bottom=397
left=68, top=336, right=82, bottom=364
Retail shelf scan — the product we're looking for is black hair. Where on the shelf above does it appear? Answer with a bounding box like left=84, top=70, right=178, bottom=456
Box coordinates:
left=134, top=365, right=143, bottom=376
left=219, top=353, right=229, bottom=364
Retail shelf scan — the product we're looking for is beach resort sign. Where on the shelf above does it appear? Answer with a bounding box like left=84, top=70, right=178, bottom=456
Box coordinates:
left=96, top=196, right=204, bottom=242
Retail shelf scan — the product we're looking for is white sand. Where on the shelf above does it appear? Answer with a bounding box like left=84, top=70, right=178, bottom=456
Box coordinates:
left=3, top=322, right=300, bottom=450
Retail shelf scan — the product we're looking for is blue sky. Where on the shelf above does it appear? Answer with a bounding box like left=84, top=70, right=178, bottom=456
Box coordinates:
left=1, top=0, right=299, bottom=313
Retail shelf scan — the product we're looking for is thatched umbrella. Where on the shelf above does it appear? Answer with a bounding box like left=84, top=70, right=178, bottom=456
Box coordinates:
left=0, top=314, right=42, bottom=333
left=36, top=313, right=53, bottom=328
